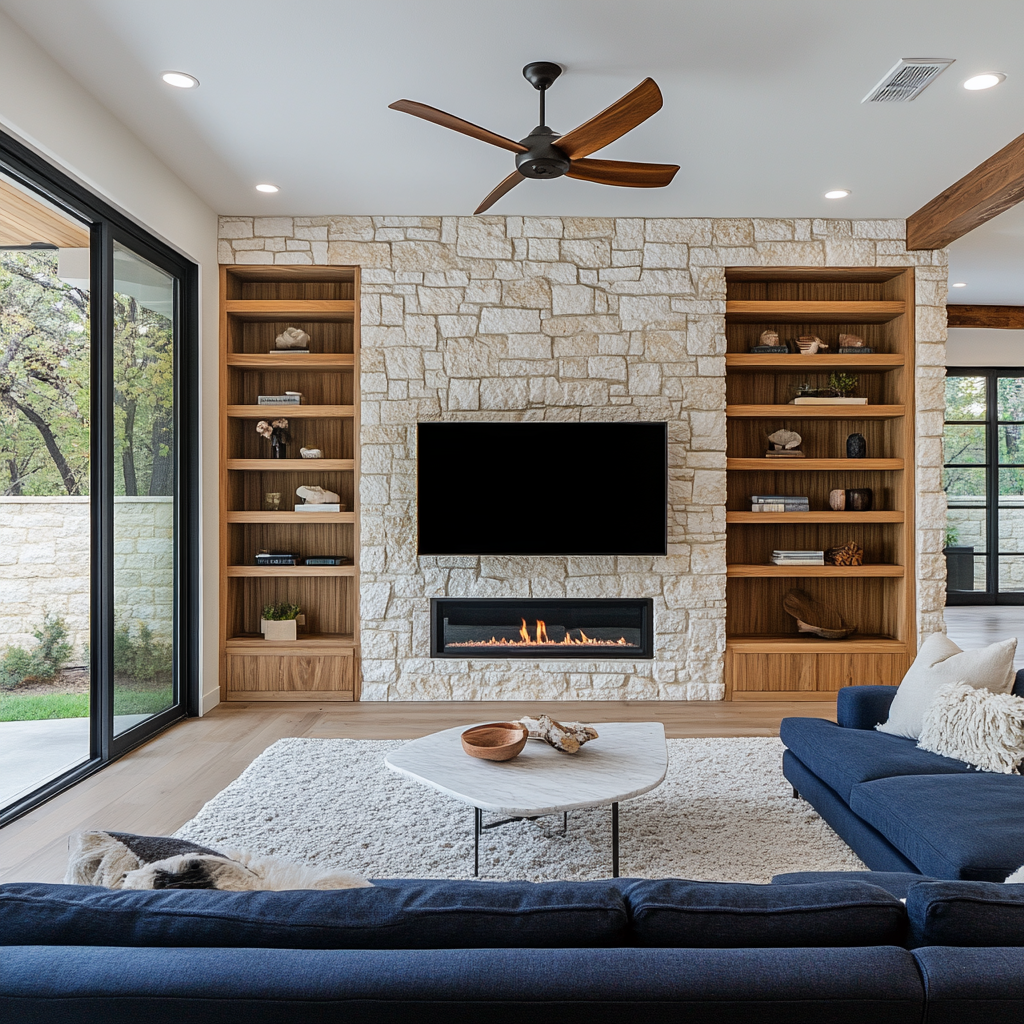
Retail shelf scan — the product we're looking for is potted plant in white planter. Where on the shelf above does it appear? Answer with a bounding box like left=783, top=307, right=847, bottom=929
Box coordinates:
left=261, top=602, right=304, bottom=641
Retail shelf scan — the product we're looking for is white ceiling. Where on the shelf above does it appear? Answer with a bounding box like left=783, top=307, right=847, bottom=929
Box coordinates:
left=3, top=0, right=1023, bottom=300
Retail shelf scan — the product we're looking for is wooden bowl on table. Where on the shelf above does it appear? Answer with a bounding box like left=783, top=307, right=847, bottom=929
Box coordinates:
left=461, top=722, right=529, bottom=762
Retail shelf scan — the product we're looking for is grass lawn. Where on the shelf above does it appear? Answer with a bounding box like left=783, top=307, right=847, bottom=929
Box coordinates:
left=0, top=684, right=173, bottom=722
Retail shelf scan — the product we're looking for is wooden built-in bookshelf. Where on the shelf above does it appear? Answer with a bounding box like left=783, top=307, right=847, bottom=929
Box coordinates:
left=724, top=267, right=916, bottom=700
left=220, top=266, right=360, bottom=701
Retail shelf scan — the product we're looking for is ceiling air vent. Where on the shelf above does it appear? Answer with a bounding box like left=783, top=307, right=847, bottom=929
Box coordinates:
left=862, top=58, right=955, bottom=103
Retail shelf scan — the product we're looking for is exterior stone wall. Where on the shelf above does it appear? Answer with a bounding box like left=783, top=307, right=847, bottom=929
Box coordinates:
left=0, top=496, right=173, bottom=659
left=220, top=215, right=947, bottom=700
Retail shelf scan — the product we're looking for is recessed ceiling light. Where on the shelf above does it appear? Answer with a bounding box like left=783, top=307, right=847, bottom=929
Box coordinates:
left=952, top=282, right=968, bottom=288
left=964, top=73, right=1005, bottom=91
left=162, top=71, right=199, bottom=89
left=824, top=189, right=851, bottom=199
left=255, top=183, right=279, bottom=193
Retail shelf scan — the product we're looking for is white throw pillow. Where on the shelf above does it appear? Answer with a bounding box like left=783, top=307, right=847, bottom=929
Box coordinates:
left=917, top=681, right=1024, bottom=774
left=876, top=633, right=1017, bottom=740
left=1006, top=866, right=1024, bottom=883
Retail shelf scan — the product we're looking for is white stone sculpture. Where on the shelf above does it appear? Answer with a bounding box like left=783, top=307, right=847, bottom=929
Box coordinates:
left=300, top=447, right=323, bottom=459
left=767, top=429, right=802, bottom=450
left=275, top=327, right=310, bottom=350
left=296, top=485, right=340, bottom=505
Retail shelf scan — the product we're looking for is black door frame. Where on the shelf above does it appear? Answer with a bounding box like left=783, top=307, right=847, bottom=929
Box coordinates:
left=0, top=128, right=200, bottom=826
left=945, top=366, right=1024, bottom=606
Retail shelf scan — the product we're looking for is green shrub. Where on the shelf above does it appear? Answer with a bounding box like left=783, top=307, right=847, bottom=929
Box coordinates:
left=945, top=524, right=961, bottom=547
left=0, top=614, right=73, bottom=690
left=113, top=619, right=172, bottom=681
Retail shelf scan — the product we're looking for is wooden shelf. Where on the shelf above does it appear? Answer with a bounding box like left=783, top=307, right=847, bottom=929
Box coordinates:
left=226, top=565, right=357, bottom=577
left=727, top=511, right=904, bottom=524
left=225, top=299, right=355, bottom=321
left=227, top=459, right=355, bottom=471
left=227, top=353, right=355, bottom=370
left=725, top=268, right=904, bottom=284
left=227, top=405, right=355, bottom=418
left=725, top=300, right=906, bottom=324
left=725, top=354, right=904, bottom=372
left=727, top=564, right=905, bottom=577
left=727, top=458, right=904, bottom=471
left=226, top=633, right=357, bottom=650
left=727, top=633, right=908, bottom=654
left=727, top=404, right=904, bottom=419
left=226, top=511, right=354, bottom=523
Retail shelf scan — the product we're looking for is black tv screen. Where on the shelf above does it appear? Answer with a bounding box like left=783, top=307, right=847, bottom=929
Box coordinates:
left=417, top=422, right=667, bottom=555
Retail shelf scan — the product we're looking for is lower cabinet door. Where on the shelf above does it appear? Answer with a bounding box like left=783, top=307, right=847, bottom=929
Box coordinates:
left=225, top=648, right=355, bottom=700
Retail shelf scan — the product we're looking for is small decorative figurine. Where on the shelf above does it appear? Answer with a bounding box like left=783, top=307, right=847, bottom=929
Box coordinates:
left=752, top=329, right=786, bottom=353
left=846, top=433, right=867, bottom=459
left=829, top=489, right=846, bottom=511
left=766, top=428, right=804, bottom=459
left=296, top=485, right=341, bottom=505
left=796, top=335, right=828, bottom=354
left=826, top=541, right=864, bottom=566
left=839, top=334, right=865, bottom=347
left=274, top=327, right=310, bottom=350
left=256, top=418, right=289, bottom=459
left=299, top=447, right=323, bottom=459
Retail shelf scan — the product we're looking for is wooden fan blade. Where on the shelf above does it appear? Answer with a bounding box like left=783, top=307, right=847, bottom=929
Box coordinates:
left=553, top=78, right=663, bottom=160
left=389, top=100, right=528, bottom=154
left=566, top=158, right=679, bottom=188
left=474, top=171, right=525, bottom=214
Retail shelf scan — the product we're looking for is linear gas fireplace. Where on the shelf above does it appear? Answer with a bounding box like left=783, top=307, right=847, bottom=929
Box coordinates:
left=430, top=598, right=654, bottom=660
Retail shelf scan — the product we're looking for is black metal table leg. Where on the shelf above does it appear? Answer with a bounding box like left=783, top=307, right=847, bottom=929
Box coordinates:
left=474, top=806, right=481, bottom=877
left=611, top=801, right=619, bottom=877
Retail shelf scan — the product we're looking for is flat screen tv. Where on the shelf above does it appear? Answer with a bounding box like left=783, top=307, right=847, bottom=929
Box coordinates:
left=417, top=422, right=667, bottom=556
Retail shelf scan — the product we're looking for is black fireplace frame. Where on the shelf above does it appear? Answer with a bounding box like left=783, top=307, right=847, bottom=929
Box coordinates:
left=429, top=597, right=655, bottom=660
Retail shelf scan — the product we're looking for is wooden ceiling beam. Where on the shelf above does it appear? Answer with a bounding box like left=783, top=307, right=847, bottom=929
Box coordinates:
left=946, top=304, right=1024, bottom=329
left=906, top=130, right=1024, bottom=250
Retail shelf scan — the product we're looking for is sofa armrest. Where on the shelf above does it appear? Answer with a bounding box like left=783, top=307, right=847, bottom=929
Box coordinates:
left=837, top=686, right=898, bottom=730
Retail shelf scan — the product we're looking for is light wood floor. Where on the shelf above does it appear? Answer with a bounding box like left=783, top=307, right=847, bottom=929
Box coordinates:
left=944, top=605, right=1024, bottom=667
left=0, top=699, right=836, bottom=884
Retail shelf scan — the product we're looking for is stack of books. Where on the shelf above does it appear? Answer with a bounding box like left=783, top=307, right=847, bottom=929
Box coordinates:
left=771, top=550, right=825, bottom=566
left=750, top=494, right=810, bottom=513
left=257, top=391, right=303, bottom=405
left=304, top=555, right=350, bottom=566
left=255, top=552, right=297, bottom=566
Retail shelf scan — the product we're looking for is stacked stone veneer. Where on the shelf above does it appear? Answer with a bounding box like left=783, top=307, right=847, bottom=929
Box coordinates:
left=0, top=496, right=173, bottom=659
left=219, top=215, right=947, bottom=700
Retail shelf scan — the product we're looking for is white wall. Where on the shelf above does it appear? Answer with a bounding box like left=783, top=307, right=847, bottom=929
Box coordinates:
left=0, top=10, right=221, bottom=713
left=946, top=328, right=1024, bottom=368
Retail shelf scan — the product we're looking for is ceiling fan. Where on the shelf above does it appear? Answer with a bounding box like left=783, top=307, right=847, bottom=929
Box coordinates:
left=389, top=62, right=679, bottom=214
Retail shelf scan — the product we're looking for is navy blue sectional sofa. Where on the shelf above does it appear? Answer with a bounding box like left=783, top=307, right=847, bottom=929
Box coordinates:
left=781, top=672, right=1024, bottom=880
left=2, top=875, right=1023, bottom=1022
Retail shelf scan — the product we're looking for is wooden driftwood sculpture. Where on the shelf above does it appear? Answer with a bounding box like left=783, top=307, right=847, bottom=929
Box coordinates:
left=826, top=541, right=864, bottom=566
left=782, top=589, right=857, bottom=640
left=515, top=715, right=598, bottom=754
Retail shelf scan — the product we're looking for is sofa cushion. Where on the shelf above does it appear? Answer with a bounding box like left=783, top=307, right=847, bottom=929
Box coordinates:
left=771, top=871, right=937, bottom=900
left=913, top=947, right=1024, bottom=1024
left=849, top=774, right=1024, bottom=881
left=0, top=879, right=629, bottom=949
left=876, top=633, right=1017, bottom=741
left=906, top=880, right=1024, bottom=947
left=780, top=716, right=974, bottom=803
left=625, top=879, right=906, bottom=947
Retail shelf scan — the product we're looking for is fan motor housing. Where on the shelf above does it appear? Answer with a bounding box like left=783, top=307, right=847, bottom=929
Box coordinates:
left=516, top=127, right=571, bottom=179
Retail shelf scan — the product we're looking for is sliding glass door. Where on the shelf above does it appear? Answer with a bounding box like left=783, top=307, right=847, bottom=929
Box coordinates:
left=0, top=132, right=197, bottom=826
left=944, top=369, right=1024, bottom=604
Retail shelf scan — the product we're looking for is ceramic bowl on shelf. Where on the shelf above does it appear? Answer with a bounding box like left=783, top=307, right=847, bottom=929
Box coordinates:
left=461, top=722, right=530, bottom=761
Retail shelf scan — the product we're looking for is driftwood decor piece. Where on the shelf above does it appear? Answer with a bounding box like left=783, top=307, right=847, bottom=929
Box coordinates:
left=766, top=428, right=804, bottom=459
left=796, top=335, right=828, bottom=354
left=782, top=589, right=857, bottom=640
left=826, top=541, right=864, bottom=566
left=515, top=714, right=599, bottom=754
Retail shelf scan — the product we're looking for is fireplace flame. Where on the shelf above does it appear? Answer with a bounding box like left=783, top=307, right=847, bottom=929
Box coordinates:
left=447, top=619, right=637, bottom=650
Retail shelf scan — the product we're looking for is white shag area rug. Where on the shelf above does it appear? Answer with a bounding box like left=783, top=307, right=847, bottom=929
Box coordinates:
left=176, top=737, right=865, bottom=883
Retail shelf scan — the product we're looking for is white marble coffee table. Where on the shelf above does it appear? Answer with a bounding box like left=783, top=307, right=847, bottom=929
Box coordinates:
left=384, top=722, right=667, bottom=877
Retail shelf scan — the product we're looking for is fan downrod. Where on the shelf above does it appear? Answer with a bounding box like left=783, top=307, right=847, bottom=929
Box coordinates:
left=516, top=62, right=570, bottom=179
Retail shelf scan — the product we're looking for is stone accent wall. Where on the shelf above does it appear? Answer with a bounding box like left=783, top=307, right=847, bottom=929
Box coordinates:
left=0, top=496, right=173, bottom=659
left=220, top=215, right=947, bottom=700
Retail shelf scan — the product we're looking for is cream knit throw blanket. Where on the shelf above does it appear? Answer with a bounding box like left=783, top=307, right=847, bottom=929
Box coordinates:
left=917, top=681, right=1024, bottom=775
